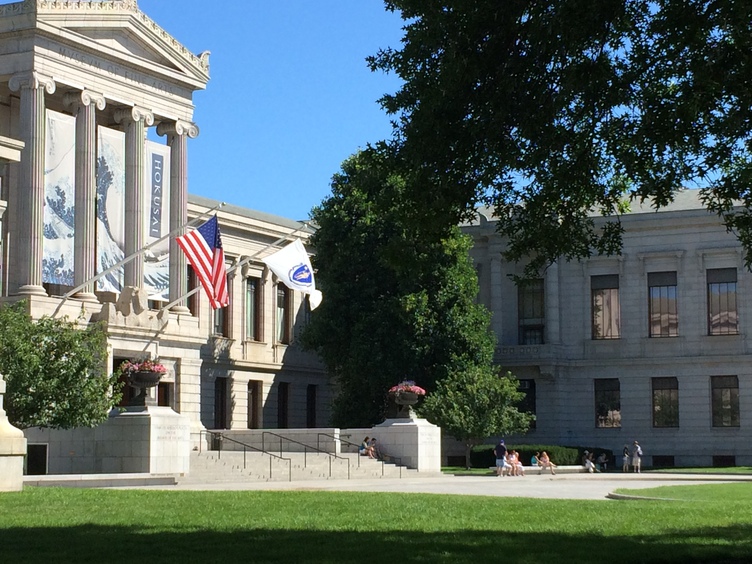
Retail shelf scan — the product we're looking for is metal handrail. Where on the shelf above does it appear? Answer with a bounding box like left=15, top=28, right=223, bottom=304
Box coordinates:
left=317, top=433, right=363, bottom=468
left=199, top=430, right=292, bottom=482
left=317, top=432, right=405, bottom=478
left=262, top=431, right=350, bottom=480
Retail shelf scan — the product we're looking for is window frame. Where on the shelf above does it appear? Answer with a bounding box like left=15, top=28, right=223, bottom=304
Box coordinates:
left=711, top=375, right=740, bottom=428
left=245, top=276, right=263, bottom=342
left=591, top=275, right=620, bottom=340
left=652, top=376, right=679, bottom=428
left=648, top=271, right=678, bottom=338
left=276, top=283, right=291, bottom=344
left=594, top=378, right=621, bottom=428
left=707, top=268, right=738, bottom=336
left=518, top=278, right=545, bottom=345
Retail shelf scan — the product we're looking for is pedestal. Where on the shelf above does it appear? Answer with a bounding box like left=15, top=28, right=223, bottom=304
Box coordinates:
left=374, top=417, right=441, bottom=472
left=0, top=374, right=26, bottom=491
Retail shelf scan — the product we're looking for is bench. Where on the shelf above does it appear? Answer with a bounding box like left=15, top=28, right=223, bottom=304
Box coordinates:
left=488, top=465, right=588, bottom=474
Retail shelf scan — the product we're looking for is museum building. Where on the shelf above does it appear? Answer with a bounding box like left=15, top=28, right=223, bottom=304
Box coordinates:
left=0, top=0, right=328, bottom=474
left=464, top=190, right=752, bottom=468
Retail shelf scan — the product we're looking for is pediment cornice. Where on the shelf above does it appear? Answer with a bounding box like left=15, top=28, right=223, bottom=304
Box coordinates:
left=0, top=1, right=209, bottom=86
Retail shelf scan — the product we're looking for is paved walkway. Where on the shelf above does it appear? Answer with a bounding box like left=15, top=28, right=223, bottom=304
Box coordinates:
left=125, top=472, right=752, bottom=500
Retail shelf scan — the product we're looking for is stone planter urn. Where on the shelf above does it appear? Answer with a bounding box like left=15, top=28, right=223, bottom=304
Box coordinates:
left=387, top=391, right=420, bottom=419
left=127, top=370, right=163, bottom=407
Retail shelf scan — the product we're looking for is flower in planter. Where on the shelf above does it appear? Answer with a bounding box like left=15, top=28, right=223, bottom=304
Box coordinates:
left=388, top=380, right=426, bottom=395
left=118, top=359, right=168, bottom=376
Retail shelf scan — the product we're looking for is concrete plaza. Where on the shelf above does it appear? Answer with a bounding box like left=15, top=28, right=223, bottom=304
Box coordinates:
left=117, top=471, right=752, bottom=500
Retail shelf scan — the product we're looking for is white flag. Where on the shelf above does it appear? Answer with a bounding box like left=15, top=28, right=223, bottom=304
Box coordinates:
left=262, top=239, right=323, bottom=309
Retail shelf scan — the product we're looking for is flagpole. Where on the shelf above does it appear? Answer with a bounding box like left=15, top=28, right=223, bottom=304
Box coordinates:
left=158, top=220, right=313, bottom=313
left=58, top=202, right=226, bottom=303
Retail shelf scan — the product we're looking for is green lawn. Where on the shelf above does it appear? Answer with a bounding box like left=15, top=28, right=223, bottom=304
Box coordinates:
left=1, top=485, right=751, bottom=563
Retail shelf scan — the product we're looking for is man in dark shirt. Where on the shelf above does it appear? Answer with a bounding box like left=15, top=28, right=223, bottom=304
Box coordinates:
left=493, top=439, right=507, bottom=477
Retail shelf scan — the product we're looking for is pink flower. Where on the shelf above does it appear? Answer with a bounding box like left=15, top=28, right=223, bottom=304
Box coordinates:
left=388, top=380, right=426, bottom=396
left=119, top=359, right=168, bottom=375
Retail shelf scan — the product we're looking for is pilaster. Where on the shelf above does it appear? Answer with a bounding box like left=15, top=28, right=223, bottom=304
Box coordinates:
left=8, top=71, right=55, bottom=296
left=65, top=90, right=106, bottom=302
left=115, top=105, right=154, bottom=289
left=157, top=119, right=198, bottom=312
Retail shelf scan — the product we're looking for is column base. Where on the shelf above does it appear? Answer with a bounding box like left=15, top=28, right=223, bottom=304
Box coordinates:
left=170, top=305, right=191, bottom=314
left=73, top=291, right=99, bottom=303
left=16, top=284, right=47, bottom=297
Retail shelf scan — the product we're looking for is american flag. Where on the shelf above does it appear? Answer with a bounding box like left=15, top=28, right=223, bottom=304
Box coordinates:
left=176, top=215, right=229, bottom=309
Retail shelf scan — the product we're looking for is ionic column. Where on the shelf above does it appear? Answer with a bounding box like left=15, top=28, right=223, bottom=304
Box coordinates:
left=64, top=90, right=106, bottom=302
left=157, top=119, right=198, bottom=313
left=115, top=106, right=154, bottom=289
left=8, top=71, right=56, bottom=296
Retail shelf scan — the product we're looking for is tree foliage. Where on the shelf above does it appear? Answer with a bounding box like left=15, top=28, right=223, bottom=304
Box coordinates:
left=302, top=146, right=502, bottom=427
left=372, top=0, right=752, bottom=275
left=421, top=369, right=534, bottom=468
left=0, top=302, right=121, bottom=429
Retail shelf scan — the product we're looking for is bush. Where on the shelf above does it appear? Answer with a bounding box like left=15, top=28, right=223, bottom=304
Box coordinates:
left=471, top=444, right=614, bottom=467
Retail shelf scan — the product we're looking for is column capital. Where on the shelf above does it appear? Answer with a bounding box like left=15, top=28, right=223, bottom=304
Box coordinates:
left=114, top=105, right=154, bottom=127
left=64, top=89, right=106, bottom=111
left=157, top=119, right=199, bottom=139
left=8, top=71, right=55, bottom=94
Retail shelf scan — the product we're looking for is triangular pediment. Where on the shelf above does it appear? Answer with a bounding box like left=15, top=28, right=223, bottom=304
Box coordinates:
left=34, top=3, right=209, bottom=89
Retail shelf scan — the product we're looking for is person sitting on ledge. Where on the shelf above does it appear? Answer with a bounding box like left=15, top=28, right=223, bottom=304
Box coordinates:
left=539, top=451, right=557, bottom=475
left=359, top=436, right=375, bottom=458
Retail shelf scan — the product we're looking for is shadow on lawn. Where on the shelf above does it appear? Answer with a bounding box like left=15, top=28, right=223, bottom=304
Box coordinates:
left=1, top=523, right=751, bottom=563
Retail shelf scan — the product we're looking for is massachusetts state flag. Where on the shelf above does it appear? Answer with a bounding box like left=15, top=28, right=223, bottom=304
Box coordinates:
left=176, top=216, right=229, bottom=309
left=262, top=239, right=322, bottom=309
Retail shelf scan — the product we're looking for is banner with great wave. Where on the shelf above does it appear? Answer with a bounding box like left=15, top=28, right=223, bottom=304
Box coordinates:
left=96, top=125, right=126, bottom=293
left=43, top=109, right=76, bottom=286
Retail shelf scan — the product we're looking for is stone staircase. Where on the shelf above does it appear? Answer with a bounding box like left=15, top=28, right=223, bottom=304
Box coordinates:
left=178, top=450, right=420, bottom=484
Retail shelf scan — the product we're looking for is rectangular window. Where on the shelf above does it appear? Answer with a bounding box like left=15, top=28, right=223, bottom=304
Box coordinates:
left=594, top=378, right=621, bottom=428
left=213, top=306, right=229, bottom=336
left=711, top=375, right=740, bottom=427
left=518, top=278, right=545, bottom=345
left=517, top=379, right=536, bottom=429
left=652, top=377, right=679, bottom=427
left=187, top=266, right=199, bottom=316
left=247, top=380, right=261, bottom=429
left=707, top=268, right=738, bottom=335
left=245, top=277, right=262, bottom=341
left=648, top=271, right=678, bottom=337
left=591, top=275, right=620, bottom=339
left=276, top=284, right=290, bottom=344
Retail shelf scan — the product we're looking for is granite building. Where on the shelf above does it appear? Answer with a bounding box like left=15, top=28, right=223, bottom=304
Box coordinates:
left=464, top=190, right=752, bottom=467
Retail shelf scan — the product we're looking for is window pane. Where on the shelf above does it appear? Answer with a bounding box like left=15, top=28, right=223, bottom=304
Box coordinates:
left=518, top=279, right=545, bottom=345
left=708, top=281, right=738, bottom=335
left=592, top=287, right=620, bottom=339
left=594, top=378, right=621, bottom=428
left=711, top=376, right=740, bottom=427
left=652, top=377, right=679, bottom=427
left=276, top=285, right=289, bottom=343
left=246, top=277, right=261, bottom=341
left=649, top=281, right=678, bottom=337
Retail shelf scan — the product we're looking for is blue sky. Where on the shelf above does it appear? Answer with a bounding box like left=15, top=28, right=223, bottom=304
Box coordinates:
left=137, top=0, right=405, bottom=221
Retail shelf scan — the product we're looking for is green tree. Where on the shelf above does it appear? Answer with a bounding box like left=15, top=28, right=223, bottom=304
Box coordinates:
left=421, top=369, right=534, bottom=469
left=0, top=302, right=122, bottom=429
left=371, top=0, right=752, bottom=275
left=302, top=146, right=501, bottom=427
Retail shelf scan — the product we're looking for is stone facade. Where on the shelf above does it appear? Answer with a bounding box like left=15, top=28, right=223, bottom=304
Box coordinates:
left=0, top=1, right=328, bottom=474
left=463, top=190, right=752, bottom=467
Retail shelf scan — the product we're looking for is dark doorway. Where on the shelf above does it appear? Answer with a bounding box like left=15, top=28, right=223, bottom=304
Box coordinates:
left=247, top=380, right=262, bottom=429
left=26, top=444, right=48, bottom=475
left=277, top=382, right=289, bottom=429
left=306, top=384, right=317, bottom=428
left=214, top=378, right=228, bottom=429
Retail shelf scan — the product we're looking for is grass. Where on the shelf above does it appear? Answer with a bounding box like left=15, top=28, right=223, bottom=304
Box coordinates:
left=2, top=485, right=752, bottom=563
left=650, top=466, right=752, bottom=475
